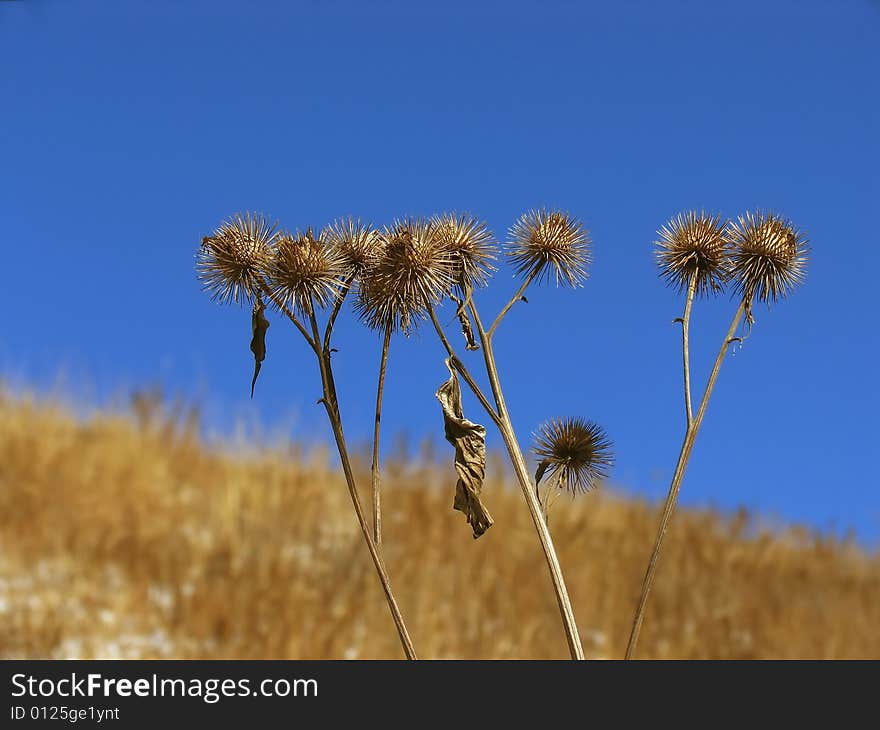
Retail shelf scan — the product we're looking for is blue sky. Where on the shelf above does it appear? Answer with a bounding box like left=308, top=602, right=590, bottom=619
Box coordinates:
left=2, top=1, right=878, bottom=542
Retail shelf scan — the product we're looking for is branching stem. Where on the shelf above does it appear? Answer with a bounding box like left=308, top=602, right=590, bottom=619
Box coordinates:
left=304, top=298, right=417, bottom=660
left=467, top=299, right=585, bottom=660
left=488, top=269, right=537, bottom=339
left=428, top=306, right=501, bottom=427
left=625, top=299, right=746, bottom=659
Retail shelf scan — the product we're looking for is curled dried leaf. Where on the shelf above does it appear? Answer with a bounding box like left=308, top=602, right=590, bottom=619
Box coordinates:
left=250, top=296, right=269, bottom=398
left=435, top=358, right=493, bottom=538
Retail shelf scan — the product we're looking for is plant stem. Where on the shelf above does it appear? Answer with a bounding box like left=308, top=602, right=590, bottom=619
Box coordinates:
left=468, top=300, right=585, bottom=660
left=371, top=323, right=393, bottom=548
left=306, top=302, right=417, bottom=660
left=323, top=275, right=356, bottom=353
left=624, top=300, right=746, bottom=659
left=681, top=272, right=697, bottom=427
left=428, top=307, right=501, bottom=427
left=488, top=269, right=537, bottom=338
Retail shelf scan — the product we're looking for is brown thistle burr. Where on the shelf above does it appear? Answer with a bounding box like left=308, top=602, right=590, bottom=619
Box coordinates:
left=322, top=217, right=383, bottom=280
left=197, top=212, right=278, bottom=304
left=726, top=211, right=808, bottom=322
left=655, top=211, right=730, bottom=297
left=534, top=417, right=614, bottom=496
left=355, top=218, right=455, bottom=334
left=507, top=208, right=591, bottom=287
left=267, top=227, right=346, bottom=315
left=430, top=212, right=497, bottom=292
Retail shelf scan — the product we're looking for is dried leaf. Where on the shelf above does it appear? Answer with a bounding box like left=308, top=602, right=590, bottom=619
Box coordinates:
left=451, top=294, right=479, bottom=351
left=535, top=459, right=550, bottom=491
left=435, top=358, right=493, bottom=538
left=250, top=296, right=269, bottom=398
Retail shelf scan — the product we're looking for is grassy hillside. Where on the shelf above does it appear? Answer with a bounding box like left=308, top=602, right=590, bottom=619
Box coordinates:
left=1, top=391, right=877, bottom=659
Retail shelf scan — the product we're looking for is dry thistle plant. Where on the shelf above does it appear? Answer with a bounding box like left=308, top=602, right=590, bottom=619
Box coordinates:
left=625, top=209, right=808, bottom=659
left=423, top=208, right=613, bottom=660
left=197, top=213, right=417, bottom=659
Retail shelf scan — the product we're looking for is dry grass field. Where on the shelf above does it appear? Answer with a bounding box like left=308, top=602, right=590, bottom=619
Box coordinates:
left=1, top=390, right=877, bottom=660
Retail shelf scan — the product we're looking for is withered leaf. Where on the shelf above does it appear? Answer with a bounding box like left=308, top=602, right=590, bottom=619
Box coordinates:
left=451, top=294, right=480, bottom=351
left=535, top=459, right=551, bottom=493
left=250, top=296, right=269, bottom=398
left=435, top=357, right=493, bottom=538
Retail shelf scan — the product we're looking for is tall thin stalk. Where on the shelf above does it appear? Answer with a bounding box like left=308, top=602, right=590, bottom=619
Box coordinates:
left=625, top=300, right=745, bottom=659
left=371, top=323, right=393, bottom=548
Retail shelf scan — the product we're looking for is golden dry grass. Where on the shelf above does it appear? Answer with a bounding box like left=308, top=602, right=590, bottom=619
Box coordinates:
left=1, top=390, right=877, bottom=659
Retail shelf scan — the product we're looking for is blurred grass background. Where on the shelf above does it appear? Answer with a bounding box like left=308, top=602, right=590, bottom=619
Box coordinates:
left=1, top=389, right=877, bottom=659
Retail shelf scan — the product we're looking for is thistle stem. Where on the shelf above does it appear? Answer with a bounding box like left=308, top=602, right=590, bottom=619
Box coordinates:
left=254, top=277, right=317, bottom=353
left=468, top=300, right=585, bottom=660
left=305, top=302, right=417, bottom=660
left=681, top=272, right=697, bottom=428
left=624, top=300, right=746, bottom=659
left=428, top=307, right=501, bottom=427
left=488, top=269, right=537, bottom=339
left=323, top=275, right=356, bottom=353
left=371, top=323, right=393, bottom=548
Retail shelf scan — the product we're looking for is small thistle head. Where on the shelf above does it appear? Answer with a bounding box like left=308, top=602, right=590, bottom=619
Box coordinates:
left=430, top=212, right=497, bottom=291
left=197, top=212, right=277, bottom=304
left=355, top=218, right=454, bottom=333
left=267, top=227, right=345, bottom=314
left=533, top=417, right=614, bottom=495
left=507, top=209, right=591, bottom=286
left=322, top=217, right=383, bottom=279
left=726, top=211, right=808, bottom=307
left=655, top=211, right=729, bottom=297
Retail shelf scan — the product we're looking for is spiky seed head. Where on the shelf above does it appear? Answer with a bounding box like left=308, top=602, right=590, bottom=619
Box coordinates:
left=725, top=211, right=808, bottom=307
left=655, top=211, right=730, bottom=297
left=267, top=227, right=345, bottom=314
left=322, top=217, right=383, bottom=279
left=533, top=417, right=614, bottom=495
left=430, top=212, right=497, bottom=291
left=197, top=212, right=278, bottom=304
left=507, top=209, right=591, bottom=287
left=355, top=218, right=455, bottom=333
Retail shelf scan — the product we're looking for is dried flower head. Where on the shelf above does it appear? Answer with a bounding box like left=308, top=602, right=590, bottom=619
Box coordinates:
left=430, top=212, right=497, bottom=291
left=322, top=217, right=383, bottom=279
left=533, top=417, right=614, bottom=495
left=726, top=211, right=808, bottom=308
left=197, top=212, right=277, bottom=304
left=507, top=209, right=591, bottom=286
left=655, top=211, right=729, bottom=297
left=355, top=218, right=454, bottom=333
left=267, top=227, right=345, bottom=314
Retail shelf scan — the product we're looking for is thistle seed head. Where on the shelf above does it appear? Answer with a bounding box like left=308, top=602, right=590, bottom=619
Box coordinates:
left=430, top=212, right=497, bottom=291
left=533, top=417, right=614, bottom=495
left=197, top=212, right=278, bottom=304
left=322, top=217, right=383, bottom=279
left=355, top=218, right=455, bottom=333
left=507, top=209, right=591, bottom=286
left=655, top=211, right=730, bottom=297
left=726, top=210, right=808, bottom=306
left=267, top=227, right=345, bottom=314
